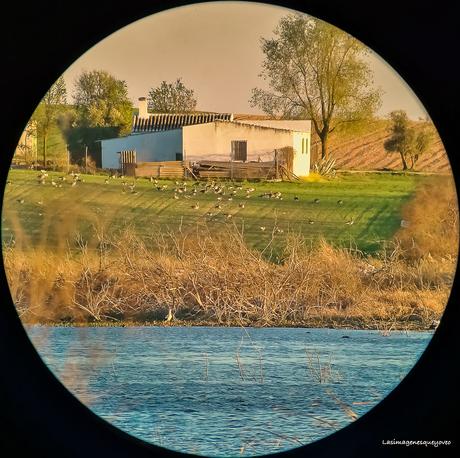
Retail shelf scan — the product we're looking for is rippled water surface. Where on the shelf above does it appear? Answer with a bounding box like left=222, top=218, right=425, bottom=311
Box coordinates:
left=27, top=326, right=432, bottom=456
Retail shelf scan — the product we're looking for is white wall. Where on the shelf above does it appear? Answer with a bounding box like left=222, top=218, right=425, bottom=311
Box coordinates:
left=101, top=130, right=182, bottom=169
left=183, top=121, right=292, bottom=162
left=292, top=132, right=311, bottom=177
left=183, top=121, right=311, bottom=176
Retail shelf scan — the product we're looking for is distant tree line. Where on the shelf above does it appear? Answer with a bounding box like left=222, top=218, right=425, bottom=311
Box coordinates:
left=26, top=72, right=197, bottom=169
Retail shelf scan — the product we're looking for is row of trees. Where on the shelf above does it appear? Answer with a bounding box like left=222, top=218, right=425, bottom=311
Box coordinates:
left=29, top=13, right=433, bottom=170
left=30, top=73, right=197, bottom=167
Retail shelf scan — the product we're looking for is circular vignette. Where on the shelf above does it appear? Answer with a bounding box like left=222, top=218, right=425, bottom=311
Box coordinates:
left=0, top=1, right=458, bottom=458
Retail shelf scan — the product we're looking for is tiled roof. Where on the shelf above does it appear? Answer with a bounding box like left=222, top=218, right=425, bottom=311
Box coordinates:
left=232, top=113, right=278, bottom=121
left=132, top=112, right=232, bottom=133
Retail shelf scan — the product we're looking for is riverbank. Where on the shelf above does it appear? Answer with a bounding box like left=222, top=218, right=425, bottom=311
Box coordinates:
left=27, top=315, right=438, bottom=331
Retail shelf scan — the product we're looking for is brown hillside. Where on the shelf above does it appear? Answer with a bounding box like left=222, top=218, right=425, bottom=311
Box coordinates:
left=311, top=120, right=452, bottom=173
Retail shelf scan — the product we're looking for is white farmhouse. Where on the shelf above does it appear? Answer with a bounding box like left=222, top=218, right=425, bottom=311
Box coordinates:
left=100, top=98, right=312, bottom=177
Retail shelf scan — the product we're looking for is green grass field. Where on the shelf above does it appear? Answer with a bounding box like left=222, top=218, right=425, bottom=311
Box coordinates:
left=1, top=169, right=425, bottom=255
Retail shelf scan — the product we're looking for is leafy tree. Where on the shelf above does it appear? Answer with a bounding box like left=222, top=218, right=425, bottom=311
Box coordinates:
left=250, top=14, right=382, bottom=160
left=384, top=110, right=433, bottom=170
left=32, top=76, right=67, bottom=166
left=148, top=78, right=197, bottom=113
left=74, top=70, right=133, bottom=135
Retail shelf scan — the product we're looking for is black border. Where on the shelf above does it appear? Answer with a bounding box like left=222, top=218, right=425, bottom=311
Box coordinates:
left=1, top=1, right=458, bottom=457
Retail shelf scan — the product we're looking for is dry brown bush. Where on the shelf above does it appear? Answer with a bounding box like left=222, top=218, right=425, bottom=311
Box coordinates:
left=3, top=221, right=453, bottom=328
left=395, top=175, right=459, bottom=260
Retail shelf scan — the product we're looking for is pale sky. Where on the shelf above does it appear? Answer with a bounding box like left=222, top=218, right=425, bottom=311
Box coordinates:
left=62, top=1, right=428, bottom=119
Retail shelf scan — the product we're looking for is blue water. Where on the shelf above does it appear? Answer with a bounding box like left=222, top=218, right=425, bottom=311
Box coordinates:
left=26, top=326, right=433, bottom=456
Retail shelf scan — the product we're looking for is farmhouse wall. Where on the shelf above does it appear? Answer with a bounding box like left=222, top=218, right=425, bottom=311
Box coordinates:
left=183, top=122, right=292, bottom=163
left=101, top=129, right=182, bottom=169
left=292, top=132, right=311, bottom=177
left=183, top=121, right=310, bottom=176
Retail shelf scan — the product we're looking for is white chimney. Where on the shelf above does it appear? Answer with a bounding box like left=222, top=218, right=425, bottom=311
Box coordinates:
left=138, top=97, right=148, bottom=118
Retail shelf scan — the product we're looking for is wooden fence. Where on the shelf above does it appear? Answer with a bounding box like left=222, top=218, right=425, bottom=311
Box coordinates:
left=135, top=161, right=187, bottom=179
left=119, top=151, right=298, bottom=181
left=194, top=160, right=298, bottom=180
left=120, top=150, right=136, bottom=176
left=133, top=160, right=298, bottom=180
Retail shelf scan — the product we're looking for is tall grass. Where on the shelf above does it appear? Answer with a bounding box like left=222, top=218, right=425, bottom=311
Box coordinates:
left=2, top=227, right=453, bottom=328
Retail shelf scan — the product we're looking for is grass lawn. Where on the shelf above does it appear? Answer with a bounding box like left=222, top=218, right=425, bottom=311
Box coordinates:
left=1, top=169, right=425, bottom=255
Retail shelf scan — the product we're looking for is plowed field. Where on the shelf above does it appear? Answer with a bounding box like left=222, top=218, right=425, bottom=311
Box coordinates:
left=312, top=120, right=452, bottom=173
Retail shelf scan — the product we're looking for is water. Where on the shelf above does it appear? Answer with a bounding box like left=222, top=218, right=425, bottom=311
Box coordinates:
left=26, top=326, right=433, bottom=456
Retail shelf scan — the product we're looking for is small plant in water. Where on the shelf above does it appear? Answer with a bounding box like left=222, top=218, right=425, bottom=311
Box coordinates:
left=305, top=348, right=339, bottom=384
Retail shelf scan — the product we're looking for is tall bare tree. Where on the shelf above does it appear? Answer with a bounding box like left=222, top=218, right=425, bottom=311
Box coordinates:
left=251, top=14, right=382, bottom=160
left=32, top=76, right=67, bottom=166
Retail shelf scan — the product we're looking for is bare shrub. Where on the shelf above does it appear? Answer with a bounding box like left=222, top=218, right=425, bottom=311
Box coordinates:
left=395, top=175, right=459, bottom=260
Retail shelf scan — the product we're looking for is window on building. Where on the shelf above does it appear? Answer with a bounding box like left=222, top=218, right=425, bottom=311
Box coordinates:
left=176, top=152, right=183, bottom=161
left=231, top=140, right=247, bottom=162
left=301, top=137, right=310, bottom=154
